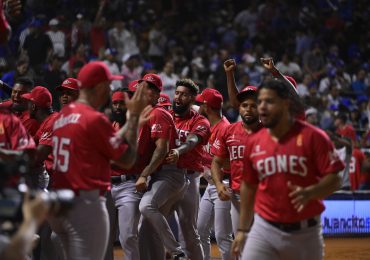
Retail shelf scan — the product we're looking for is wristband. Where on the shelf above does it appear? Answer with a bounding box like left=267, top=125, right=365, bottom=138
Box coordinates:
left=237, top=228, right=250, bottom=233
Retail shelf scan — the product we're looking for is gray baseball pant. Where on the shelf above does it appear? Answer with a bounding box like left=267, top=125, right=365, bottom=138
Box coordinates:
left=231, top=192, right=241, bottom=235
left=139, top=165, right=187, bottom=257
left=197, top=183, right=233, bottom=260
left=48, top=190, right=109, bottom=260
left=176, top=173, right=204, bottom=260
left=111, top=179, right=142, bottom=260
left=242, top=214, right=323, bottom=260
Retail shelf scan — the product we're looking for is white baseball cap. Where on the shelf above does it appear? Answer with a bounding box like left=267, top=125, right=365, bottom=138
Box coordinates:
left=49, top=18, right=59, bottom=26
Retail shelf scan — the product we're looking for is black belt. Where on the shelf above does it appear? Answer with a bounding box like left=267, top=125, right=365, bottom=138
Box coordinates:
left=266, top=217, right=318, bottom=233
left=111, top=175, right=137, bottom=184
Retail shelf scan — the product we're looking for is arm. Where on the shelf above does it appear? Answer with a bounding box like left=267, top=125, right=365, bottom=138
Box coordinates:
left=166, top=133, right=201, bottom=163
left=211, top=155, right=231, bottom=200
left=288, top=173, right=341, bottom=212
left=224, top=59, right=240, bottom=109
left=260, top=57, right=298, bottom=95
left=231, top=181, right=257, bottom=256
left=135, top=138, right=169, bottom=192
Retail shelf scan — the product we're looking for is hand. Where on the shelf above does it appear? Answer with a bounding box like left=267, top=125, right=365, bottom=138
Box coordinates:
left=216, top=183, right=231, bottom=201
left=288, top=181, right=313, bottom=212
left=231, top=231, right=247, bottom=257
left=165, top=149, right=179, bottom=164
left=135, top=176, right=148, bottom=192
left=139, top=105, right=153, bottom=127
left=260, top=57, right=276, bottom=71
left=223, top=59, right=236, bottom=73
left=5, top=0, right=22, bottom=17
left=125, top=84, right=149, bottom=116
left=22, top=191, right=49, bottom=225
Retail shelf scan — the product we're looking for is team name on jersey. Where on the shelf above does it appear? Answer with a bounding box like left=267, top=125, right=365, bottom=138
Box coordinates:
left=256, top=155, right=308, bottom=180
left=53, top=113, right=81, bottom=131
left=176, top=128, right=189, bottom=142
left=228, top=145, right=245, bottom=161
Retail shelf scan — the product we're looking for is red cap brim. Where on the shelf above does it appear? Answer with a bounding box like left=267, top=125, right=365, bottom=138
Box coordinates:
left=195, top=94, right=205, bottom=103
left=21, top=93, right=33, bottom=101
left=110, top=75, right=124, bottom=81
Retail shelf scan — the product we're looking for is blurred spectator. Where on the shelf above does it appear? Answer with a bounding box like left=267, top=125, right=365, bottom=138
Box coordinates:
left=233, top=3, right=259, bottom=39
left=159, top=61, right=179, bottom=101
left=121, top=55, right=142, bottom=88
left=351, top=68, right=368, bottom=97
left=70, top=13, right=91, bottom=50
left=103, top=48, right=122, bottom=90
left=63, top=43, right=88, bottom=76
left=22, top=19, right=53, bottom=70
left=148, top=21, right=167, bottom=70
left=303, top=42, right=326, bottom=80
left=296, top=74, right=312, bottom=97
left=90, top=0, right=107, bottom=57
left=275, top=53, right=302, bottom=79
left=46, top=18, right=66, bottom=58
left=305, top=107, right=318, bottom=126
left=108, top=19, right=139, bottom=60
left=335, top=113, right=356, bottom=143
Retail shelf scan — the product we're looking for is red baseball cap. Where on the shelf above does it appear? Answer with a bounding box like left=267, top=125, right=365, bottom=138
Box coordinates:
left=195, top=88, right=223, bottom=109
left=285, top=75, right=297, bottom=88
left=112, top=91, right=125, bottom=102
left=236, top=85, right=257, bottom=101
left=22, top=86, right=52, bottom=108
left=158, top=93, right=171, bottom=106
left=77, top=61, right=123, bottom=89
left=128, top=79, right=140, bottom=92
left=56, top=78, right=80, bottom=91
left=139, top=74, right=162, bottom=91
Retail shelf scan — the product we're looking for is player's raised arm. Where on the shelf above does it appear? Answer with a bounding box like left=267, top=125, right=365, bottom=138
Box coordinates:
left=224, top=59, right=240, bottom=109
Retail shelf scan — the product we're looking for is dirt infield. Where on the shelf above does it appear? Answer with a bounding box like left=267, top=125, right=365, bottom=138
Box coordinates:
left=113, top=237, right=370, bottom=259
left=325, top=238, right=370, bottom=260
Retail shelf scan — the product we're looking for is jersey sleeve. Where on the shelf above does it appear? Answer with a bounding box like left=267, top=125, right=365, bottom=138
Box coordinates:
left=89, top=114, right=128, bottom=161
left=242, top=138, right=259, bottom=185
left=211, top=125, right=228, bottom=158
left=312, top=130, right=345, bottom=177
left=149, top=109, right=173, bottom=140
left=190, top=116, right=210, bottom=145
left=38, top=119, right=55, bottom=147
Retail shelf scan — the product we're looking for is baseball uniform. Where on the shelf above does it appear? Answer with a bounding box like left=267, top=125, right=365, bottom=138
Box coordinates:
left=48, top=102, right=129, bottom=260
left=211, top=121, right=262, bottom=235
left=173, top=109, right=210, bottom=260
left=197, top=116, right=232, bottom=260
left=138, top=105, right=188, bottom=259
left=242, top=120, right=345, bottom=260
left=349, top=148, right=365, bottom=190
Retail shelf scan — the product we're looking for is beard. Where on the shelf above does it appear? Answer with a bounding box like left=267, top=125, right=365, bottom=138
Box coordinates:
left=241, top=115, right=258, bottom=126
left=172, top=101, right=189, bottom=115
left=111, top=109, right=126, bottom=127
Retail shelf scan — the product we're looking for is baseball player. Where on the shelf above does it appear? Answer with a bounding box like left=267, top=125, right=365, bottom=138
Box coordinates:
left=166, top=78, right=210, bottom=260
left=195, top=88, right=232, bottom=260
left=232, top=79, right=345, bottom=260
left=0, top=77, right=40, bottom=136
left=211, top=86, right=262, bottom=237
left=48, top=61, right=149, bottom=260
left=56, top=78, right=80, bottom=108
left=111, top=90, right=126, bottom=130
left=349, top=147, right=366, bottom=190
left=136, top=74, right=188, bottom=260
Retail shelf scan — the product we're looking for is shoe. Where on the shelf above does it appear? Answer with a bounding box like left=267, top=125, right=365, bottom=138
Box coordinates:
left=173, top=252, right=186, bottom=260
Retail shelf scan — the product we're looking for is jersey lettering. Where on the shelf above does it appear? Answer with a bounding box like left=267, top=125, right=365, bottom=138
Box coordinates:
left=228, top=145, right=245, bottom=161
left=349, top=156, right=356, bottom=174
left=256, top=155, right=308, bottom=180
left=176, top=129, right=190, bottom=142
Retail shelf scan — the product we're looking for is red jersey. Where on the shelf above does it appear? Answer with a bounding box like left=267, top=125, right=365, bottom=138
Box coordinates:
left=52, top=102, right=128, bottom=191
left=34, top=112, right=59, bottom=173
left=349, top=148, right=365, bottom=190
left=211, top=121, right=262, bottom=192
left=173, top=109, right=210, bottom=172
left=0, top=100, right=40, bottom=136
left=0, top=110, right=35, bottom=150
left=116, top=106, right=178, bottom=175
left=336, top=124, right=356, bottom=143
left=203, top=117, right=230, bottom=169
left=243, top=120, right=345, bottom=223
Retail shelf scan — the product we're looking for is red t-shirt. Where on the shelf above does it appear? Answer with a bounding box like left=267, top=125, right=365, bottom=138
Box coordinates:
left=203, top=117, right=230, bottom=169
left=173, top=109, right=210, bottom=172
left=0, top=110, right=35, bottom=150
left=349, top=148, right=365, bottom=190
left=211, top=121, right=262, bottom=192
left=116, top=106, right=178, bottom=175
left=34, top=112, right=59, bottom=173
left=243, top=120, right=345, bottom=223
left=51, top=102, right=128, bottom=191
